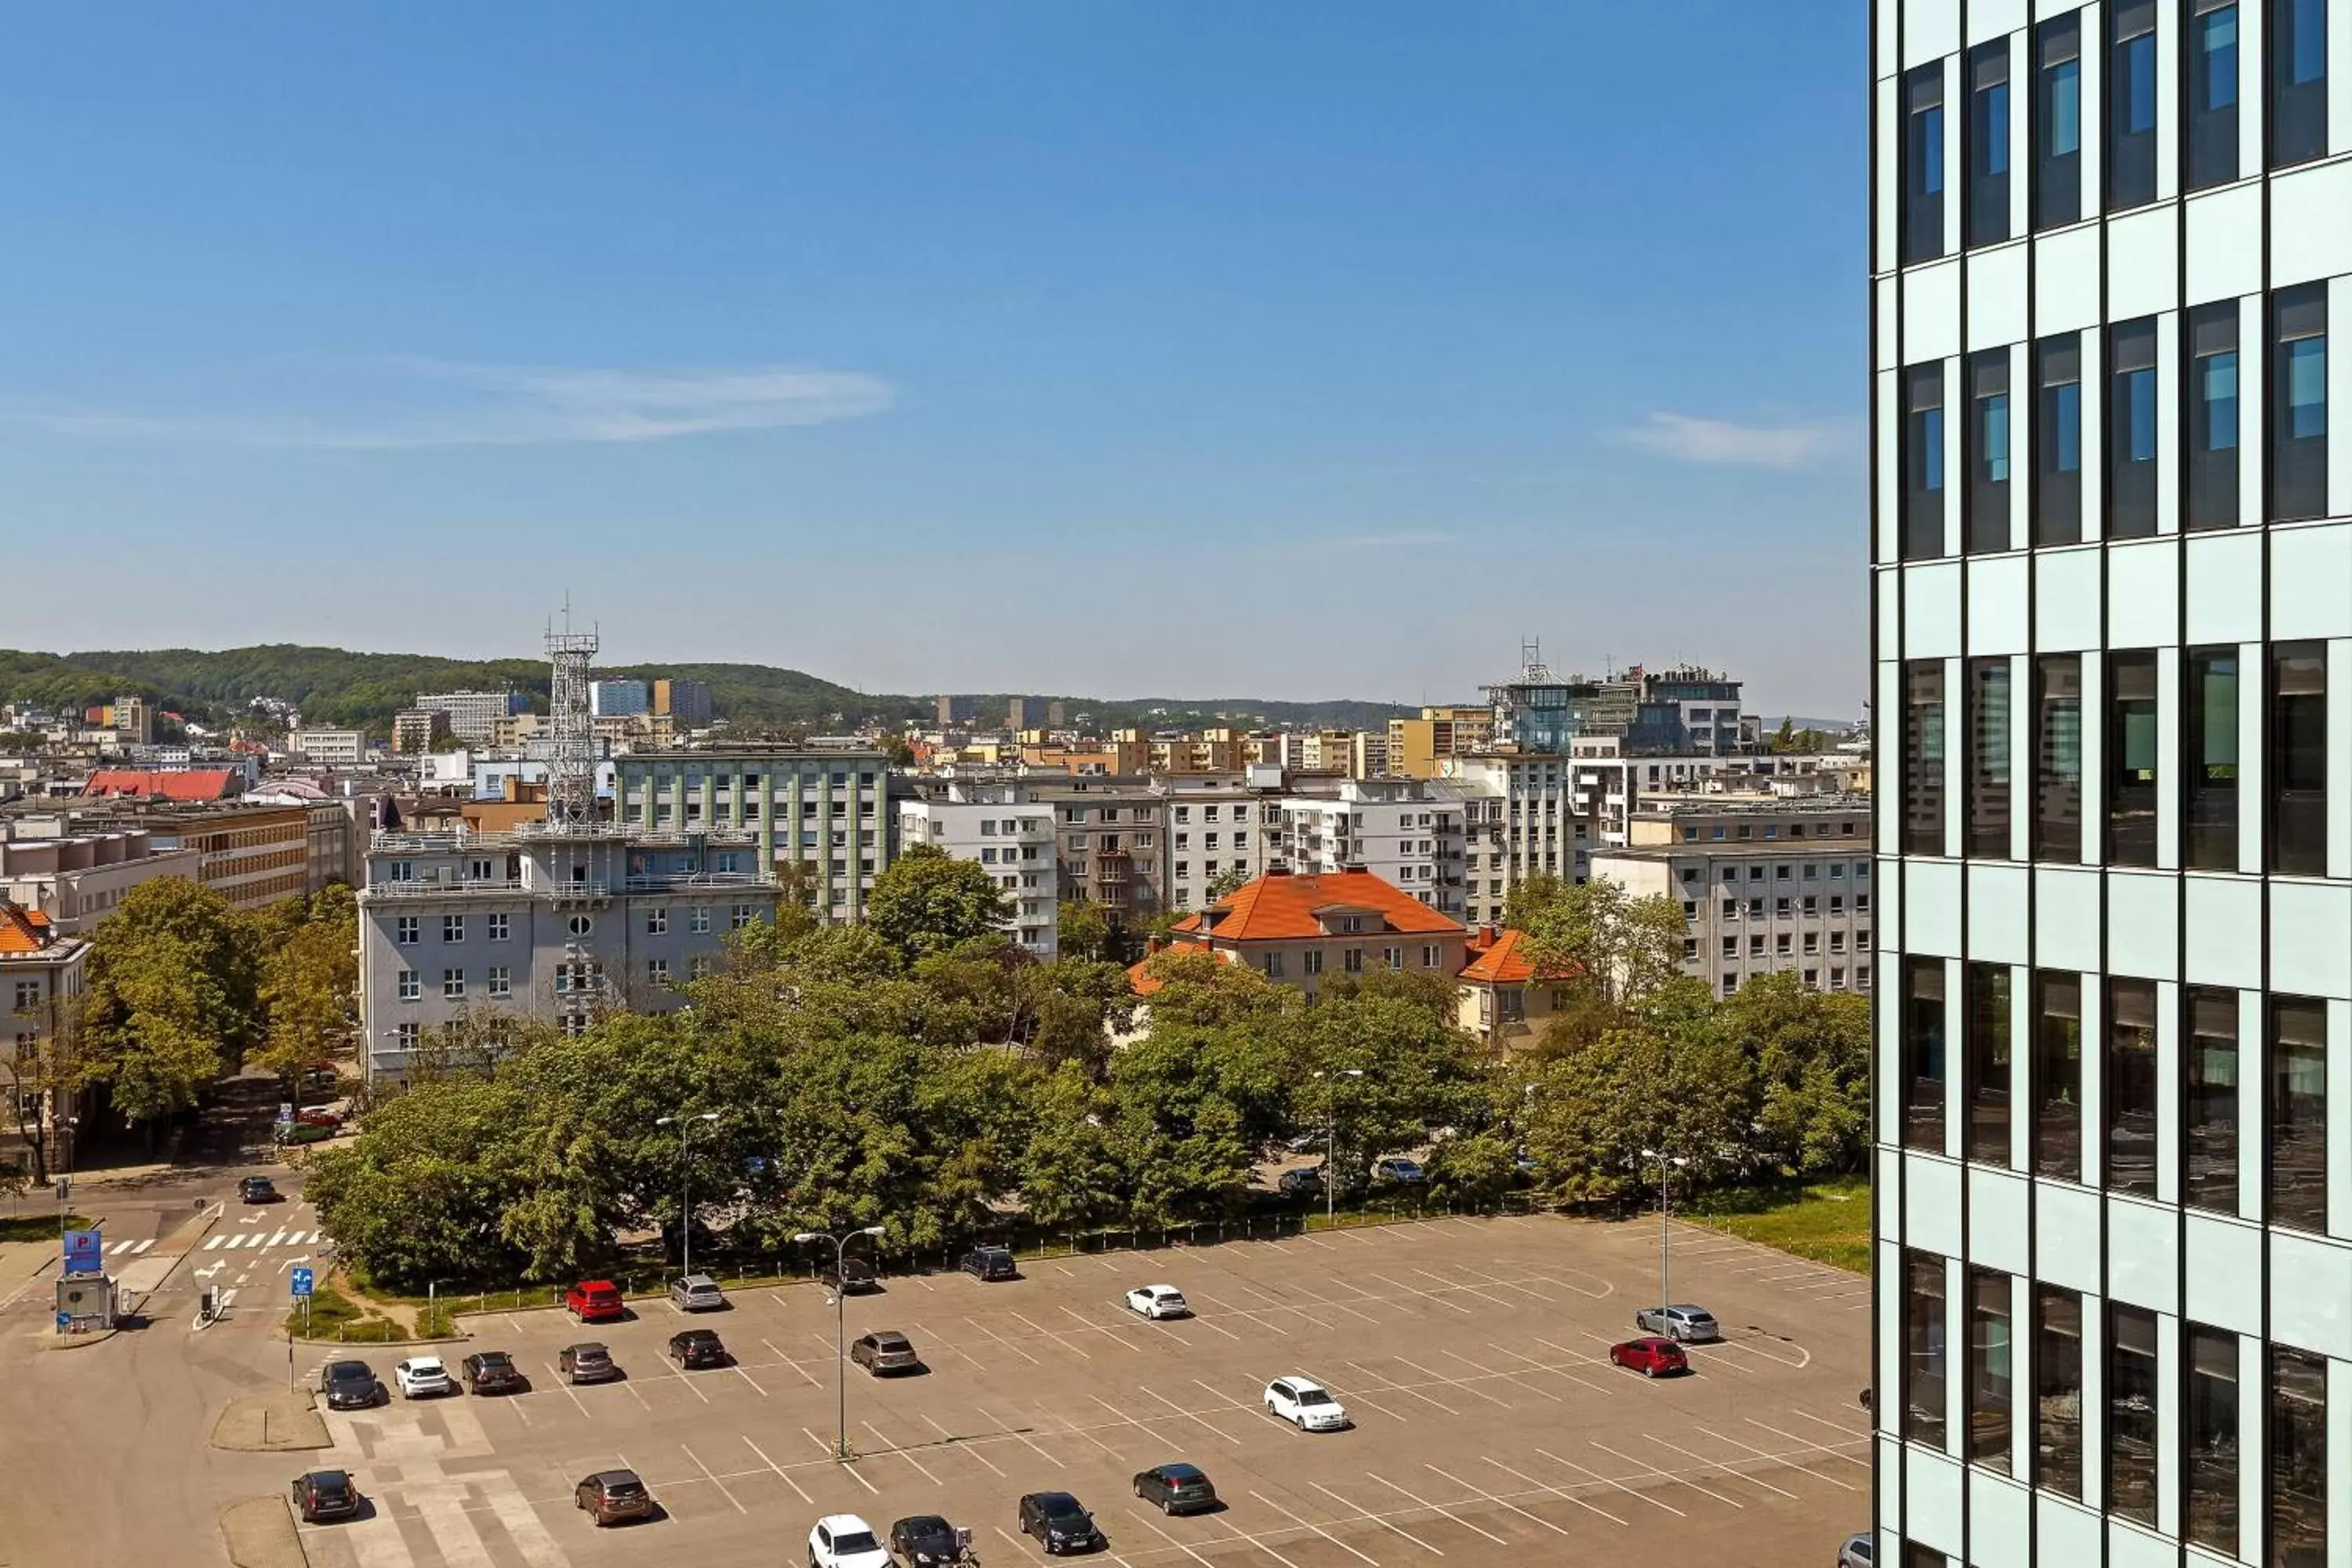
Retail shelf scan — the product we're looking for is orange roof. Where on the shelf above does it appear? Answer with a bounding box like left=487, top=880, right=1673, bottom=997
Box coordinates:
left=0, top=901, right=54, bottom=954
left=1457, top=927, right=1574, bottom=985
left=82, top=768, right=238, bottom=801
left=1171, top=870, right=1465, bottom=943
left=1126, top=957, right=1164, bottom=997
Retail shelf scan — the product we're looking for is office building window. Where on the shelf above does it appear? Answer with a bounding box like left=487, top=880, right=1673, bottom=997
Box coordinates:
left=2107, top=1302, right=2159, bottom=1525
left=2271, top=642, right=2328, bottom=875
left=1965, top=40, right=2012, bottom=245
left=690, top=905, right=711, bottom=935
left=2034, top=971, right=2084, bottom=1180
left=2187, top=985, right=2241, bottom=1213
left=1904, top=1250, right=1947, bottom=1447
left=2035, top=1285, right=2084, bottom=1497
left=2271, top=285, right=2328, bottom=521
left=2107, top=318, right=2159, bottom=535
left=1906, top=660, right=1947, bottom=855
left=1904, top=363, right=1947, bottom=559
left=1966, top=962, right=2011, bottom=1165
left=2270, top=1345, right=2329, bottom=1566
left=2269, top=995, right=2328, bottom=1232
left=1969, top=1266, right=2013, bottom=1471
left=2105, top=978, right=2159, bottom=1196
left=2034, top=15, right=2083, bottom=229
left=2107, top=650, right=2159, bottom=865
left=2188, top=303, right=2242, bottom=528
left=1902, top=64, right=1946, bottom=263
left=1966, top=657, right=2013, bottom=858
left=2270, top=0, right=2329, bottom=167
left=2187, top=648, right=2241, bottom=869
left=1966, top=350, right=2013, bottom=552
left=2108, top=0, right=2160, bottom=208
left=2034, top=655, right=2084, bottom=862
left=2188, top=0, right=2242, bottom=190
left=1905, top=956, right=1947, bottom=1151
left=2187, top=1323, right=2241, bottom=1553
left=2035, top=334, right=2083, bottom=543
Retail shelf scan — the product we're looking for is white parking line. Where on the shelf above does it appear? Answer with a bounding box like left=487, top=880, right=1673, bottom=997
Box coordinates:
left=678, top=1443, right=748, bottom=1513
left=1744, top=1416, right=1871, bottom=1468
left=1137, top=1384, right=1242, bottom=1447
left=927, top=1414, right=1007, bottom=1477
left=1181, top=1290, right=1294, bottom=1336
left=1395, top=1355, right=1508, bottom=1407
left=1483, top=1340, right=1610, bottom=1396
left=975, top=1404, right=1065, bottom=1469
left=1425, top=1461, right=1581, bottom=1536
left=1308, top=1480, right=1443, bottom=1556
left=1362, top=1272, right=1474, bottom=1316
left=742, top=1434, right=814, bottom=1504
left=1409, top=1266, right=1516, bottom=1311
left=1339, top=1359, right=1441, bottom=1417
left=764, top=1338, right=822, bottom=1387
left=731, top=1364, right=768, bottom=1397
left=961, top=1316, right=1042, bottom=1366
left=1646, top=1432, right=1803, bottom=1500
left=807, top=1428, right=880, bottom=1494
left=1584, top=1440, right=1746, bottom=1510
left=1009, top=1309, right=1091, bottom=1359
left=1519, top=1448, right=1683, bottom=1518
left=1487, top=1451, right=1660, bottom=1522
left=1124, top=1509, right=1222, bottom=1568
left=864, top=1422, right=943, bottom=1484
left=1362, top=1472, right=1507, bottom=1546
left=539, top=1364, right=591, bottom=1418
left=1246, top=1492, right=1381, bottom=1566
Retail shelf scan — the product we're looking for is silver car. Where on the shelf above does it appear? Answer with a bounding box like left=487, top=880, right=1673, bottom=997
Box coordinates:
left=1837, top=1533, right=1872, bottom=1568
left=1633, top=1304, right=1722, bottom=1342
left=669, top=1274, right=726, bottom=1312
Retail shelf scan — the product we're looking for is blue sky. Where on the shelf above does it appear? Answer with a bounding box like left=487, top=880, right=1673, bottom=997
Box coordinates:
left=2, top=3, right=1865, bottom=716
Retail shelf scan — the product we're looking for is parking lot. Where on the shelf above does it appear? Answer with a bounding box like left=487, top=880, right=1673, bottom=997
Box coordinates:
left=292, top=1211, right=1870, bottom=1568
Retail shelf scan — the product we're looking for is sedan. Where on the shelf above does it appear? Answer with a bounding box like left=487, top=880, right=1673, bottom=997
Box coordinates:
left=1373, top=1156, right=1425, bottom=1184
left=1018, top=1491, right=1102, bottom=1554
left=238, top=1176, right=281, bottom=1203
left=573, top=1469, right=653, bottom=1526
left=558, top=1341, right=619, bottom=1383
left=1838, top=1534, right=1874, bottom=1568
left=290, top=1469, right=362, bottom=1523
left=460, top=1351, right=524, bottom=1395
left=666, top=1328, right=728, bottom=1369
left=318, top=1360, right=383, bottom=1410
left=850, top=1330, right=921, bottom=1374
left=1633, top=1304, right=1722, bottom=1342
left=1132, top=1463, right=1218, bottom=1515
left=811, top=1512, right=893, bottom=1568
left=392, top=1356, right=455, bottom=1399
left=890, top=1515, right=969, bottom=1567
left=1263, top=1376, right=1348, bottom=1432
left=1609, top=1337, right=1690, bottom=1377
left=1124, top=1284, right=1190, bottom=1320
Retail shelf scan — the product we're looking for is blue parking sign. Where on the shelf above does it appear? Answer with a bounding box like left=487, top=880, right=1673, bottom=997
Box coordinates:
left=62, top=1229, right=103, bottom=1275
left=290, top=1266, right=314, bottom=1298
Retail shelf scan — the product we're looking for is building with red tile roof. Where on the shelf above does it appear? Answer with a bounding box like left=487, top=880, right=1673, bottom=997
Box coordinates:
left=81, top=768, right=239, bottom=803
left=1454, top=926, right=1577, bottom=1050
left=0, top=896, right=92, bottom=1171
left=1144, top=869, right=1468, bottom=1000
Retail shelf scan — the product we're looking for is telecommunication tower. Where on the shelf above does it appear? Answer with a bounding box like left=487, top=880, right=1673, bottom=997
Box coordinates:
left=545, top=606, right=599, bottom=829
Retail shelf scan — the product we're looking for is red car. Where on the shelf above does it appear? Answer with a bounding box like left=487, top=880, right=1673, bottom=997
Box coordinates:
left=1609, top=1336, right=1690, bottom=1377
left=566, top=1280, right=626, bottom=1323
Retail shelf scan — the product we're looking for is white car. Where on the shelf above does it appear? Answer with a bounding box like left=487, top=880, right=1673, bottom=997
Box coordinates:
left=809, top=1512, right=893, bottom=1568
left=392, top=1356, right=454, bottom=1399
left=1125, top=1283, right=1190, bottom=1320
left=1264, top=1375, right=1348, bottom=1431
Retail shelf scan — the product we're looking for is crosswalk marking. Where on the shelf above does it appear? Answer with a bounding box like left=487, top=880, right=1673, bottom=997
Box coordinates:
left=204, top=1236, right=224, bottom=1251
left=106, top=1238, right=157, bottom=1256
left=203, top=1230, right=323, bottom=1251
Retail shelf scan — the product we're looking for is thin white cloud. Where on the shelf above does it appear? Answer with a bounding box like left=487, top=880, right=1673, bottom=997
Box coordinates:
left=1613, top=411, right=1853, bottom=470
left=24, top=358, right=893, bottom=449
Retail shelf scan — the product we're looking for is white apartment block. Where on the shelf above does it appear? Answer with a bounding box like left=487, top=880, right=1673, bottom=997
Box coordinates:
left=412, top=690, right=522, bottom=743
left=1872, top=3, right=2348, bottom=1566
left=1279, top=779, right=1466, bottom=916
left=615, top=750, right=894, bottom=922
left=289, top=730, right=365, bottom=767
left=1443, top=754, right=1601, bottom=925
left=0, top=822, right=202, bottom=934
left=896, top=782, right=1058, bottom=956
left=1163, top=773, right=1287, bottom=911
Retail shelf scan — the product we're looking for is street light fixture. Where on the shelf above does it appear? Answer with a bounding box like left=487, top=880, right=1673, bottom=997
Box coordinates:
left=655, top=1112, right=720, bottom=1279
left=793, top=1225, right=886, bottom=1460
left=1638, top=1147, right=1690, bottom=1316
left=1309, top=1069, right=1364, bottom=1221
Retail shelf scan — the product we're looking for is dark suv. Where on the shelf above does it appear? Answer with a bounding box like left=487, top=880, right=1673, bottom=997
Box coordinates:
left=960, top=1245, right=1018, bottom=1281
left=666, top=1329, right=728, bottom=1369
left=818, top=1254, right=878, bottom=1293
left=290, top=1469, right=361, bottom=1523
left=573, top=1469, right=653, bottom=1526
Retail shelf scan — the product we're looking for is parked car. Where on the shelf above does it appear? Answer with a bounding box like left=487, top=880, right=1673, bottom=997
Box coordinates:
left=290, top=1469, right=361, bottom=1523
left=1633, top=1303, right=1722, bottom=1342
left=1018, top=1491, right=1103, bottom=1554
left=557, top=1342, right=619, bottom=1383
left=318, top=1360, right=383, bottom=1410
left=295, top=1108, right=343, bottom=1130
left=669, top=1274, right=727, bottom=1312
left=850, top=1330, right=921, bottom=1374
left=573, top=1469, right=653, bottom=1526
left=811, top=1512, right=893, bottom=1568
left=819, top=1254, right=880, bottom=1293
left=666, top=1328, right=728, bottom=1369
left=960, top=1245, right=1018, bottom=1281
left=1276, top=1167, right=1324, bottom=1200
left=1131, top=1462, right=1218, bottom=1515
left=566, top=1279, right=626, bottom=1323
left=1372, top=1156, right=1425, bottom=1184
left=460, top=1351, right=524, bottom=1395
left=1838, top=1534, right=1874, bottom=1568
left=1124, top=1284, right=1190, bottom=1320
left=889, top=1514, right=968, bottom=1566
left=1609, top=1337, right=1690, bottom=1377
left=392, top=1356, right=455, bottom=1399
left=238, top=1176, right=281, bottom=1203
left=1283, top=1131, right=1323, bottom=1154
left=1263, top=1376, right=1348, bottom=1432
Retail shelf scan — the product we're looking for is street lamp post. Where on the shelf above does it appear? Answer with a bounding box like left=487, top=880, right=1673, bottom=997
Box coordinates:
left=655, top=1112, right=720, bottom=1279
left=1638, top=1147, right=1690, bottom=1315
left=1310, top=1069, right=1364, bottom=1221
left=794, top=1226, right=884, bottom=1460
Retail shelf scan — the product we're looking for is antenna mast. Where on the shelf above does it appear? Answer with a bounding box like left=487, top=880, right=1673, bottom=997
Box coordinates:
left=544, top=600, right=599, bottom=829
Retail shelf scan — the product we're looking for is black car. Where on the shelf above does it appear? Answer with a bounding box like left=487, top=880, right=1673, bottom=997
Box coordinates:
left=1132, top=1462, right=1218, bottom=1515
left=239, top=1175, right=281, bottom=1203
left=318, top=1359, right=383, bottom=1410
left=890, top=1514, right=967, bottom=1566
left=460, top=1351, right=524, bottom=1394
left=290, top=1469, right=361, bottom=1523
left=819, top=1254, right=879, bottom=1293
left=961, top=1245, right=1018, bottom=1282
left=1018, top=1491, right=1102, bottom=1554
left=1276, top=1167, right=1324, bottom=1200
left=666, top=1328, right=728, bottom=1369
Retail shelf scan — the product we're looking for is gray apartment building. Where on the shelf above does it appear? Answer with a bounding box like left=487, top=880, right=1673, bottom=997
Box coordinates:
left=1872, top=2, right=2346, bottom=1564
left=612, top=748, right=896, bottom=922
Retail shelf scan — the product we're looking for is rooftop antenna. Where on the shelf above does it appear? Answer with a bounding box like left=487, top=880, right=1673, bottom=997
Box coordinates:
left=544, top=598, right=599, bottom=829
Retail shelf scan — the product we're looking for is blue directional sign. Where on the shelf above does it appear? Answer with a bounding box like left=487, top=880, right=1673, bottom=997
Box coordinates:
left=290, top=1266, right=315, bottom=1299
left=62, top=1229, right=103, bottom=1276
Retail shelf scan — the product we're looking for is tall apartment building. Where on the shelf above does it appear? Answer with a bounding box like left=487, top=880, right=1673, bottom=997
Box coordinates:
left=1162, top=772, right=1288, bottom=910
left=1871, top=4, right=2346, bottom=1566
left=652, top=678, right=712, bottom=728
left=895, top=781, right=1059, bottom=956
left=412, top=690, right=524, bottom=743
left=390, top=709, right=452, bottom=755
left=613, top=749, right=895, bottom=922
left=1279, top=779, right=1468, bottom=916
left=589, top=679, right=650, bottom=717
left=290, top=729, right=366, bottom=767
left=1030, top=778, right=1168, bottom=924
left=1386, top=706, right=1497, bottom=779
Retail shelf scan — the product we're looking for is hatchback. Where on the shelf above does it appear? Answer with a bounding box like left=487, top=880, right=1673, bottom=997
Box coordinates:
left=1633, top=1303, right=1722, bottom=1342
left=1264, top=1376, right=1348, bottom=1432
left=573, top=1469, right=652, bottom=1526
left=850, top=1330, right=921, bottom=1374
left=557, top=1341, right=619, bottom=1383
left=290, top=1469, right=361, bottom=1523
left=1132, top=1462, right=1218, bottom=1515
left=960, top=1245, right=1018, bottom=1281
left=391, top=1356, right=454, bottom=1399
left=460, top=1351, right=524, bottom=1394
left=810, top=1512, right=892, bottom=1568
left=1838, top=1534, right=1874, bottom=1568
left=566, top=1279, right=626, bottom=1322
left=668, top=1274, right=726, bottom=1312
left=1124, top=1284, right=1189, bottom=1319
left=1609, top=1336, right=1690, bottom=1377
left=890, top=1515, right=969, bottom=1566
left=666, top=1328, right=727, bottom=1369
left=238, top=1176, right=281, bottom=1203
left=1018, top=1491, right=1102, bottom=1554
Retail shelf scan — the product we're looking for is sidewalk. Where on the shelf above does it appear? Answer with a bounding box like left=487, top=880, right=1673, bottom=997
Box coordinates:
left=0, top=1240, right=58, bottom=1312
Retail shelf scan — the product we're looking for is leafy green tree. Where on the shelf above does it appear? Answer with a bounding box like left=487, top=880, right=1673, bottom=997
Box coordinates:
left=866, top=844, right=1012, bottom=961
left=1726, top=973, right=1871, bottom=1174
left=1513, top=876, right=1688, bottom=1027
left=1020, top=1063, right=1126, bottom=1230
left=304, top=1076, right=540, bottom=1289
left=81, top=877, right=260, bottom=1134
left=1056, top=901, right=1113, bottom=963
left=256, top=887, right=358, bottom=1088
left=1425, top=1131, right=1518, bottom=1207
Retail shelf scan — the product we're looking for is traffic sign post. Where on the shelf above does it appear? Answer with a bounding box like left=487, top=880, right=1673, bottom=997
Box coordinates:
left=62, top=1229, right=103, bottom=1276
left=291, top=1265, right=314, bottom=1333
